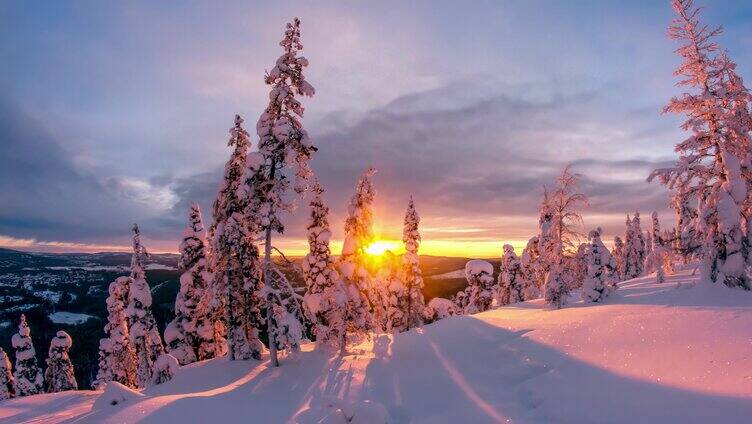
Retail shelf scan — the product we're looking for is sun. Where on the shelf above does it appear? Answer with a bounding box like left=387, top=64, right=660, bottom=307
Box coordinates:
left=364, top=240, right=399, bottom=256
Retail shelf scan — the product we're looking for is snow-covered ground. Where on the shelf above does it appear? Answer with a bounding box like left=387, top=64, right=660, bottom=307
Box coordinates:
left=48, top=311, right=95, bottom=325
left=2, top=265, right=751, bottom=423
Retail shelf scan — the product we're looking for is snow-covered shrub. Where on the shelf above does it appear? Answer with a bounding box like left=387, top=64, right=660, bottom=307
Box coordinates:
left=0, top=347, right=14, bottom=400
left=462, top=260, right=496, bottom=314
left=44, top=331, right=77, bottom=392
left=582, top=229, right=617, bottom=303
left=426, top=297, right=457, bottom=322
left=11, top=315, right=43, bottom=397
left=151, top=354, right=180, bottom=386
left=497, top=244, right=526, bottom=305
left=92, top=381, right=144, bottom=410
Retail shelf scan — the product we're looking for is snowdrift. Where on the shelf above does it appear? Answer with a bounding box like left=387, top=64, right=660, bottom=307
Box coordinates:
left=1, top=265, right=751, bottom=423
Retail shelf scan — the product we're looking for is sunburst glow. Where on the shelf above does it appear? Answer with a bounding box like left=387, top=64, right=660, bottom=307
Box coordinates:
left=364, top=240, right=400, bottom=256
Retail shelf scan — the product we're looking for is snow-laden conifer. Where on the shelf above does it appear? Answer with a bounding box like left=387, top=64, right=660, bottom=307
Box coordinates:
left=672, top=189, right=701, bottom=263
left=399, top=197, right=426, bottom=331
left=166, top=203, right=216, bottom=365
left=520, top=236, right=543, bottom=299
left=612, top=236, right=626, bottom=280
left=497, top=244, right=526, bottom=306
left=11, top=315, right=43, bottom=396
left=544, top=244, right=570, bottom=309
left=645, top=212, right=673, bottom=284
left=44, top=331, right=77, bottom=393
left=302, top=180, right=347, bottom=349
left=0, top=347, right=14, bottom=400
left=94, top=276, right=137, bottom=389
left=339, top=168, right=378, bottom=334
left=649, top=0, right=752, bottom=289
left=208, top=115, right=263, bottom=361
left=462, top=260, right=496, bottom=314
left=582, top=229, right=617, bottom=303
left=241, top=17, right=317, bottom=365
left=127, top=224, right=165, bottom=388
left=624, top=213, right=646, bottom=279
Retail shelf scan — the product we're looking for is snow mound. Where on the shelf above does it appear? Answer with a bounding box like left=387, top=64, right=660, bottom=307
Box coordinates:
left=292, top=397, right=390, bottom=423
left=92, top=381, right=144, bottom=410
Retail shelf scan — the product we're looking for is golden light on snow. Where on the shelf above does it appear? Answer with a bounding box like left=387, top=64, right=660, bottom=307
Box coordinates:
left=364, top=240, right=400, bottom=256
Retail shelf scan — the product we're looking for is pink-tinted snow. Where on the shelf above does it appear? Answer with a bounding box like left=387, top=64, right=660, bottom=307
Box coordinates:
left=1, top=265, right=751, bottom=423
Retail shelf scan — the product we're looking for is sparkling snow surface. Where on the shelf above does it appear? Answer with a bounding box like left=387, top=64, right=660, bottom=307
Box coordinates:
left=2, top=265, right=751, bottom=423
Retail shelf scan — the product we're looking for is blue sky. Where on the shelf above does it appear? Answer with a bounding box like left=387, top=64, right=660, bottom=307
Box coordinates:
left=1, top=0, right=751, bottom=255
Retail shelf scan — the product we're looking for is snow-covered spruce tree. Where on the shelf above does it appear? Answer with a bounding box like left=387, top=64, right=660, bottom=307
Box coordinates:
left=645, top=229, right=653, bottom=259
left=127, top=224, right=165, bottom=388
left=241, top=17, right=316, bottom=365
left=645, top=211, right=672, bottom=284
left=650, top=0, right=752, bottom=289
left=0, top=347, right=14, bottom=400
left=572, top=242, right=589, bottom=289
left=497, top=244, right=526, bottom=306
left=11, top=315, right=43, bottom=396
left=165, top=203, right=215, bottom=365
left=623, top=213, right=646, bottom=279
left=672, top=189, right=701, bottom=263
left=544, top=245, right=570, bottom=309
left=520, top=236, right=542, bottom=299
left=399, top=197, right=426, bottom=331
left=208, top=115, right=263, bottom=361
left=94, top=276, right=137, bottom=389
left=612, top=236, right=626, bottom=280
left=462, top=260, right=496, bottom=314
left=151, top=354, right=179, bottom=386
left=44, top=331, right=77, bottom=393
left=339, top=168, right=378, bottom=335
left=582, top=229, right=617, bottom=303
left=302, top=180, right=347, bottom=350
left=380, top=251, right=407, bottom=332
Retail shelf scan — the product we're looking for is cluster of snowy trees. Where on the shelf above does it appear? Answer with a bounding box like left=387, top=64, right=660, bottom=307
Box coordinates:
left=94, top=224, right=173, bottom=389
left=0, top=315, right=77, bottom=400
left=301, top=169, right=432, bottom=348
left=649, top=0, right=752, bottom=290
left=442, top=172, right=682, bottom=315
left=87, top=17, right=434, bottom=392
left=9, top=1, right=752, bottom=398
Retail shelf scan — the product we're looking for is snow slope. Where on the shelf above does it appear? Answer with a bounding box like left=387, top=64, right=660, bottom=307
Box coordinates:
left=2, top=265, right=751, bottom=423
